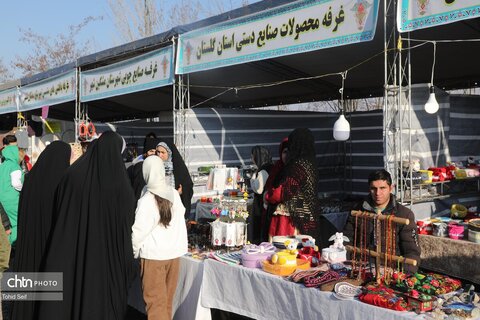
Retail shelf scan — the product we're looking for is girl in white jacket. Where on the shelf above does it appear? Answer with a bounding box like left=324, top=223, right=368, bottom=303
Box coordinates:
left=132, top=156, right=188, bottom=320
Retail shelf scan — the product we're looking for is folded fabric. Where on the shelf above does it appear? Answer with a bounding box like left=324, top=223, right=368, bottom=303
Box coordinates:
left=399, top=272, right=462, bottom=296
left=208, top=251, right=242, bottom=265
left=359, top=284, right=409, bottom=311
left=303, top=271, right=341, bottom=288
left=290, top=266, right=328, bottom=283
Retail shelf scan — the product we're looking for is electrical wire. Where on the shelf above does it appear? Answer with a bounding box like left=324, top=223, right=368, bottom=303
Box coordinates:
left=178, top=38, right=479, bottom=108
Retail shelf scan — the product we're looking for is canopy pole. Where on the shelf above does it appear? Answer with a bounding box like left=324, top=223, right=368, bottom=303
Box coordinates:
left=74, top=67, right=80, bottom=142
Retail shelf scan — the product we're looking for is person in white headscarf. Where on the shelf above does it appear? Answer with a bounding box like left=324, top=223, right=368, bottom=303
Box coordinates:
left=131, top=156, right=187, bottom=320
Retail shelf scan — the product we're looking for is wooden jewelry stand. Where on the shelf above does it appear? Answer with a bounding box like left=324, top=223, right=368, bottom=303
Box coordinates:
left=346, top=210, right=417, bottom=284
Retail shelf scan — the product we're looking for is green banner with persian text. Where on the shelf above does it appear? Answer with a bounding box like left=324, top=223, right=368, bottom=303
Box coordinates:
left=0, top=88, right=17, bottom=115
left=398, top=0, right=480, bottom=32
left=80, top=46, right=174, bottom=102
left=20, top=71, right=76, bottom=112
left=176, top=0, right=380, bottom=74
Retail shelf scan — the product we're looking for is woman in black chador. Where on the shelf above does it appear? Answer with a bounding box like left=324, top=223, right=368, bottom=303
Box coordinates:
left=11, top=141, right=71, bottom=320
left=36, top=132, right=136, bottom=320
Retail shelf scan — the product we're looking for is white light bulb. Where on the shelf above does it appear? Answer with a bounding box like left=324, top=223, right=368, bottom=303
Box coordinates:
left=424, top=86, right=439, bottom=114
left=333, top=114, right=350, bottom=141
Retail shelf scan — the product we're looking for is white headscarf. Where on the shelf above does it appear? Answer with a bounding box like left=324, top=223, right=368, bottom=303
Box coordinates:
left=142, top=156, right=175, bottom=204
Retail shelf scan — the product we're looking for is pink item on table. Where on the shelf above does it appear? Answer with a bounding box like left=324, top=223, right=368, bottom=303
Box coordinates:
left=448, top=222, right=465, bottom=240
left=241, top=242, right=276, bottom=268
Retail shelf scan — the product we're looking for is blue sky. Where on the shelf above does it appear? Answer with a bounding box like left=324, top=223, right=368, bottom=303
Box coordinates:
left=1, top=0, right=255, bottom=77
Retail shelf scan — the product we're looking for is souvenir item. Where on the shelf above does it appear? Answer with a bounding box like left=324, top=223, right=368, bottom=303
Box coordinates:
left=416, top=220, right=432, bottom=235
left=208, top=251, right=242, bottom=265
left=210, top=220, right=247, bottom=248
left=451, top=204, right=467, bottom=219
left=396, top=272, right=462, bottom=296
left=261, top=259, right=310, bottom=277
left=403, top=291, right=436, bottom=314
left=333, top=281, right=362, bottom=300
left=359, top=284, right=409, bottom=311
left=297, top=238, right=320, bottom=266
left=448, top=221, right=465, bottom=240
left=272, top=236, right=301, bottom=249
left=432, top=222, right=448, bottom=237
left=321, top=248, right=347, bottom=264
left=225, top=223, right=236, bottom=247
left=241, top=242, right=276, bottom=268
left=303, top=270, right=341, bottom=288
left=322, top=232, right=349, bottom=263
left=271, top=239, right=298, bottom=266
left=328, top=232, right=350, bottom=250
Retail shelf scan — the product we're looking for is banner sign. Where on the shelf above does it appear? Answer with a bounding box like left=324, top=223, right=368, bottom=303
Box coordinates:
left=80, top=46, right=174, bottom=102
left=20, top=70, right=76, bottom=112
left=176, top=0, right=380, bottom=74
left=397, top=0, right=480, bottom=32
left=0, top=88, right=17, bottom=115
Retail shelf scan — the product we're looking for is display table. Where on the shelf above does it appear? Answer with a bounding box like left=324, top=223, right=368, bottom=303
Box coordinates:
left=128, top=256, right=211, bottom=320
left=201, top=259, right=423, bottom=320
left=419, top=234, right=480, bottom=285
left=195, top=201, right=349, bottom=231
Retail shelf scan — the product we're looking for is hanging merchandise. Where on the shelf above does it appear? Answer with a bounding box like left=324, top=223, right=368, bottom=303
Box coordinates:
left=348, top=210, right=417, bottom=284
left=210, top=198, right=249, bottom=248
left=15, top=112, right=29, bottom=148
left=77, top=103, right=96, bottom=142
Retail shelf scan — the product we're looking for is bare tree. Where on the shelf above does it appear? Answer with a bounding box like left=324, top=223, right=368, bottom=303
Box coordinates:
left=108, top=0, right=165, bottom=43
left=0, top=58, right=13, bottom=83
left=108, top=0, right=250, bottom=43
left=13, top=16, right=101, bottom=77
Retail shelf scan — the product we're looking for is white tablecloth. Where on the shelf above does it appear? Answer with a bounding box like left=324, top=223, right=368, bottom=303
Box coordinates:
left=201, top=259, right=424, bottom=320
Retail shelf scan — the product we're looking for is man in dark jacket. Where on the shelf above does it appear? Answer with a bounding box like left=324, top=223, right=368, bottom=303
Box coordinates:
left=344, top=169, right=421, bottom=274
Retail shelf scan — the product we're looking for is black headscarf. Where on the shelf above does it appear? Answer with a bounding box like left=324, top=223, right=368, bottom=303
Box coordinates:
left=282, top=128, right=337, bottom=249
left=129, top=138, right=193, bottom=219
left=251, top=146, right=273, bottom=173
left=128, top=138, right=161, bottom=199
left=36, top=132, right=136, bottom=320
left=143, top=137, right=159, bottom=154
left=249, top=146, right=273, bottom=243
left=11, top=141, right=71, bottom=320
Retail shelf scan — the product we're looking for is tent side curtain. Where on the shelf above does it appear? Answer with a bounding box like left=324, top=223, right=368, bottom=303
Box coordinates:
left=183, top=108, right=383, bottom=196
left=175, top=0, right=380, bottom=74
left=80, top=46, right=174, bottom=103
left=398, top=85, right=480, bottom=170
left=397, top=0, right=480, bottom=33
left=448, top=94, right=480, bottom=163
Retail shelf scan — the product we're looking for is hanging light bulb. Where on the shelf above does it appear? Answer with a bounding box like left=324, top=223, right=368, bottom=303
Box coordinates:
left=333, top=71, right=350, bottom=141
left=333, top=114, right=350, bottom=141
left=424, top=41, right=439, bottom=114
left=424, top=85, right=439, bottom=114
